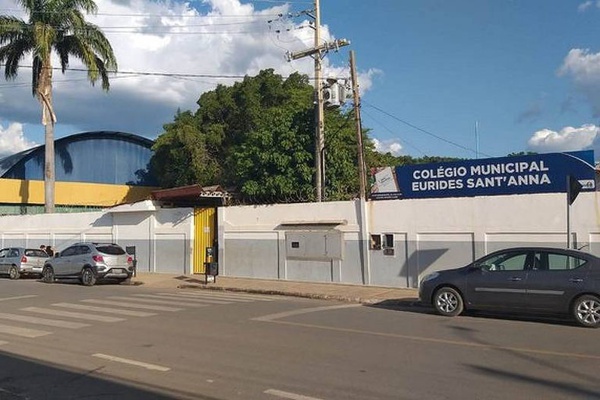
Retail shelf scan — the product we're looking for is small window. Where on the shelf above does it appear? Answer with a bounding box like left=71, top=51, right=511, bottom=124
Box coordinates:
left=382, top=234, right=395, bottom=256
left=370, top=235, right=382, bottom=250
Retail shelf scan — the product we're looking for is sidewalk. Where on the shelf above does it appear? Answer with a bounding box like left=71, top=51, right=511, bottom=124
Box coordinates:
left=130, top=272, right=421, bottom=306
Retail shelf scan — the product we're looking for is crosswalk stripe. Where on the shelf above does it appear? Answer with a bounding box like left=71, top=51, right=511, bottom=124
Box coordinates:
left=107, top=296, right=209, bottom=308
left=130, top=294, right=231, bottom=305
left=81, top=299, right=182, bottom=312
left=52, top=303, right=156, bottom=317
left=155, top=292, right=254, bottom=302
left=0, top=323, right=51, bottom=338
left=22, top=307, right=126, bottom=322
left=161, top=291, right=275, bottom=302
left=0, top=295, right=38, bottom=302
left=0, top=312, right=90, bottom=329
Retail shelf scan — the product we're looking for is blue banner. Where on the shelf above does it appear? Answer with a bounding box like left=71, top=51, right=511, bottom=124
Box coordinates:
left=370, top=150, right=596, bottom=200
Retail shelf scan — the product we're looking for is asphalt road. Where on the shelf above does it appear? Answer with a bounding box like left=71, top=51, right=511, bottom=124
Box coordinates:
left=0, top=278, right=597, bottom=400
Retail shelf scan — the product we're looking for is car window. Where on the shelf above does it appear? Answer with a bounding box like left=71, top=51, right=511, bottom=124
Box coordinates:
left=545, top=252, right=587, bottom=271
left=480, top=251, right=529, bottom=271
left=79, top=246, right=92, bottom=254
left=25, top=249, right=49, bottom=257
left=0, top=249, right=6, bottom=258
left=95, top=244, right=126, bottom=255
left=61, top=247, right=77, bottom=257
left=8, top=249, right=19, bottom=258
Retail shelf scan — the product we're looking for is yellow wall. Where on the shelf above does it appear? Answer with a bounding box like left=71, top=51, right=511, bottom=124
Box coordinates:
left=0, top=178, right=156, bottom=207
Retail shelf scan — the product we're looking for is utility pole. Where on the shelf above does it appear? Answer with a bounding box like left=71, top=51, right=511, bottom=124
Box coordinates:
left=286, top=0, right=349, bottom=201
left=350, top=50, right=370, bottom=285
left=314, top=0, right=324, bottom=202
left=350, top=50, right=366, bottom=199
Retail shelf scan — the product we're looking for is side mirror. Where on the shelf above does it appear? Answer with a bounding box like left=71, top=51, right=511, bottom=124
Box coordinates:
left=54, top=252, right=60, bottom=258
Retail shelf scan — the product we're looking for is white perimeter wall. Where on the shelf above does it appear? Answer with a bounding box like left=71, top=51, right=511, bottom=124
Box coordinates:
left=219, top=191, right=600, bottom=288
left=0, top=205, right=195, bottom=275
left=2, top=192, right=599, bottom=288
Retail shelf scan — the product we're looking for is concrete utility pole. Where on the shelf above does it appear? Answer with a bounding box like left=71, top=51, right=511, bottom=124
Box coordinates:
left=350, top=50, right=370, bottom=285
left=350, top=50, right=366, bottom=199
left=314, top=0, right=324, bottom=202
left=286, top=0, right=349, bottom=202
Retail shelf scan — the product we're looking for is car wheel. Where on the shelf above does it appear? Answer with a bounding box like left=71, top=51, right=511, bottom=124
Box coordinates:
left=81, top=268, right=96, bottom=287
left=8, top=265, right=20, bottom=280
left=433, top=287, right=464, bottom=317
left=572, top=295, right=600, bottom=328
left=41, top=266, right=55, bottom=283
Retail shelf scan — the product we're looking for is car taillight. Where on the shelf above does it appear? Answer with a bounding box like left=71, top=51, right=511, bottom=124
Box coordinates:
left=92, top=255, right=104, bottom=262
left=127, top=256, right=133, bottom=265
left=21, top=256, right=27, bottom=263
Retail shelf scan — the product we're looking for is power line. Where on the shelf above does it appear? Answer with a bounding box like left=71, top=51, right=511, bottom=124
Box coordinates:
left=361, top=108, right=427, bottom=156
left=363, top=101, right=494, bottom=158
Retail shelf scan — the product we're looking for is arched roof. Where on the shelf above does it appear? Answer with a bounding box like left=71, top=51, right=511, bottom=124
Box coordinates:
left=0, top=131, right=157, bottom=186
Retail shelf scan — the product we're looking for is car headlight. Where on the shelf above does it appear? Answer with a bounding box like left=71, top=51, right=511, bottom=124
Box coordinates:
left=421, top=272, right=440, bottom=283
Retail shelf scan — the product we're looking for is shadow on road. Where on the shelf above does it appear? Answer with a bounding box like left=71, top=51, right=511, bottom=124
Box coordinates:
left=0, top=351, right=219, bottom=400
left=366, top=299, right=579, bottom=328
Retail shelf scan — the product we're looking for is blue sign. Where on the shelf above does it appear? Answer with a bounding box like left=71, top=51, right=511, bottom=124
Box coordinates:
left=370, top=150, right=596, bottom=200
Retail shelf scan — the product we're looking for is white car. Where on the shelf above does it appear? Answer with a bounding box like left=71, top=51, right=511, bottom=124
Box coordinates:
left=0, top=247, right=49, bottom=279
left=42, top=242, right=133, bottom=286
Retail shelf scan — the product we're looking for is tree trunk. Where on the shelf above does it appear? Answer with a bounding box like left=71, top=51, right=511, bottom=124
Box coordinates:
left=39, top=57, right=56, bottom=213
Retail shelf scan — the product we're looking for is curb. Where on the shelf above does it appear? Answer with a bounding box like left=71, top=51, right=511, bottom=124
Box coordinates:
left=176, top=283, right=424, bottom=307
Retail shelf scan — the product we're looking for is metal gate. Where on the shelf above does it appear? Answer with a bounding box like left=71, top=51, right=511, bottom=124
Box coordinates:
left=193, top=207, right=216, bottom=274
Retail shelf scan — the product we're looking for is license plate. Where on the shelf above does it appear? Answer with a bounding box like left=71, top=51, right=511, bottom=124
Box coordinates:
left=112, top=269, right=124, bottom=274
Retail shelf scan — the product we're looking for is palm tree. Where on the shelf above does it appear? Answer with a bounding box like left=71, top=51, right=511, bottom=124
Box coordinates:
left=0, top=0, right=117, bottom=213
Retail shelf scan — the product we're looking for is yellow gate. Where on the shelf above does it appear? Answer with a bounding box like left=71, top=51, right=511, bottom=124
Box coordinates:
left=193, top=207, right=216, bottom=274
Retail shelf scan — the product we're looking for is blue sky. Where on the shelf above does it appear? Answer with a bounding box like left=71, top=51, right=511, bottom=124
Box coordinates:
left=1, top=0, right=600, bottom=161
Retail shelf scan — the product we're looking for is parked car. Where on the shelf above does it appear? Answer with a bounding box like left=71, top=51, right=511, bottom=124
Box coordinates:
left=41, top=242, right=133, bottom=286
left=419, top=247, right=600, bottom=328
left=0, top=247, right=49, bottom=279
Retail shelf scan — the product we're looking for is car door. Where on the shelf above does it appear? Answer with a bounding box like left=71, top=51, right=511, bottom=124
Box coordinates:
left=53, top=246, right=77, bottom=276
left=465, top=249, right=531, bottom=309
left=0, top=248, right=8, bottom=273
left=525, top=250, right=590, bottom=312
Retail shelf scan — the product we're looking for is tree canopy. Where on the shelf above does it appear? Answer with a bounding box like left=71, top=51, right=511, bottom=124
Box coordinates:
left=151, top=69, right=462, bottom=204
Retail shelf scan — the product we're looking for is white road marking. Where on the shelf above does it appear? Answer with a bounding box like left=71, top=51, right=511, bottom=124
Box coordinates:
left=92, top=353, right=170, bottom=372
left=107, top=296, right=209, bottom=308
left=0, top=312, right=89, bottom=329
left=0, top=323, right=51, bottom=338
left=156, top=292, right=254, bottom=303
left=252, top=304, right=361, bottom=322
left=52, top=303, right=156, bottom=317
left=264, top=389, right=324, bottom=400
left=0, top=295, right=37, bottom=302
left=131, top=294, right=231, bottom=305
left=81, top=299, right=182, bottom=312
left=168, top=291, right=276, bottom=301
left=22, top=307, right=125, bottom=322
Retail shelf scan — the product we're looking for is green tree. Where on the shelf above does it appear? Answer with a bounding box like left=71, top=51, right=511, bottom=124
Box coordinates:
left=152, top=69, right=378, bottom=204
left=150, top=110, right=220, bottom=188
left=0, top=0, right=117, bottom=212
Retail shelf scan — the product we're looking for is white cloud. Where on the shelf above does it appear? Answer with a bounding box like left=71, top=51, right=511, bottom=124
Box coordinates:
left=578, top=1, right=594, bottom=12
left=0, top=122, right=38, bottom=158
left=372, top=138, right=403, bottom=156
left=527, top=124, right=598, bottom=152
left=558, top=48, right=600, bottom=117
left=0, top=0, right=373, bottom=139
